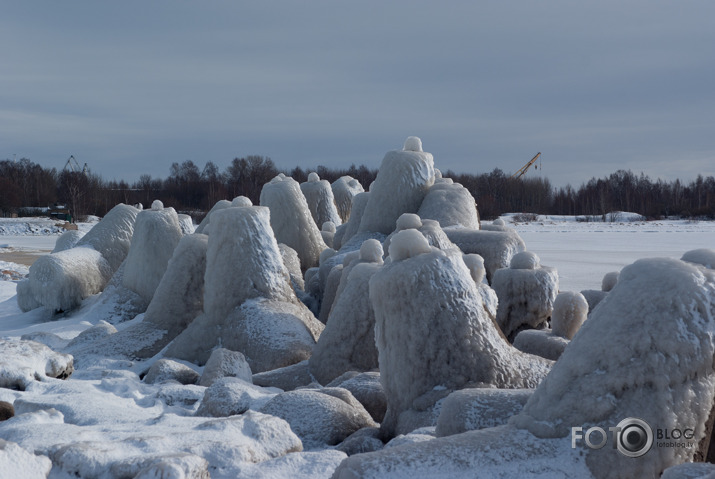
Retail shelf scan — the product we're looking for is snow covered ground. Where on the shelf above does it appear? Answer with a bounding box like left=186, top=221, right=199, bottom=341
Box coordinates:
left=0, top=213, right=713, bottom=478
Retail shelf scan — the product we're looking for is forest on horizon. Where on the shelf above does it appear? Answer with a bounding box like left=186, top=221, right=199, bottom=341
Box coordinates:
left=1, top=156, right=714, bottom=221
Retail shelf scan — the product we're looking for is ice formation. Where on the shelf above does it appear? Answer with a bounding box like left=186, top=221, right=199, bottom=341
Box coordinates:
left=122, top=205, right=183, bottom=302
left=358, top=138, right=435, bottom=235
left=682, top=248, right=715, bottom=270
left=0, top=339, right=74, bottom=390
left=332, top=176, right=364, bottom=223
left=551, top=291, right=589, bottom=339
left=309, top=260, right=383, bottom=385
left=17, top=204, right=139, bottom=312
left=513, top=257, right=715, bottom=478
left=177, top=213, right=195, bottom=234
left=232, top=195, right=253, bottom=207
left=165, top=206, right=323, bottom=369
left=492, top=252, right=559, bottom=341
left=328, top=372, right=387, bottom=423
left=260, top=174, right=327, bottom=270
left=259, top=388, right=377, bottom=449
left=321, top=221, right=336, bottom=248
left=445, top=227, right=526, bottom=283
left=334, top=192, right=370, bottom=250
left=300, top=172, right=342, bottom=229
left=513, top=329, right=570, bottom=361
left=278, top=243, right=304, bottom=291
left=51, top=229, right=85, bottom=253
left=0, top=439, right=52, bottom=479
left=194, top=199, right=231, bottom=234
left=143, top=359, right=199, bottom=385
left=199, top=348, right=253, bottom=387
left=417, top=181, right=480, bottom=229
left=370, top=247, right=551, bottom=438
left=601, top=270, right=620, bottom=291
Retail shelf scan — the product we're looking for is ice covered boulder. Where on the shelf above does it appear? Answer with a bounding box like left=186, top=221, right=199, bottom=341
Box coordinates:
left=513, top=329, right=569, bottom=361
left=52, top=229, right=85, bottom=253
left=444, top=227, right=526, bottom=283
left=417, top=181, right=480, bottom=229
left=435, top=388, right=532, bottom=437
left=332, top=175, right=364, bottom=223
left=122, top=206, right=183, bottom=302
left=336, top=427, right=384, bottom=456
left=143, top=359, right=199, bottom=385
left=301, top=172, right=342, bottom=229
left=64, top=321, right=117, bottom=357
left=512, top=257, right=715, bottom=478
left=18, top=204, right=139, bottom=312
left=328, top=372, right=386, bottom=423
left=193, top=199, right=231, bottom=235
left=252, top=360, right=316, bottom=392
left=370, top=239, right=551, bottom=438
left=260, top=174, right=327, bottom=270
left=195, top=377, right=275, bottom=417
left=0, top=339, right=73, bottom=390
left=357, top=137, right=435, bottom=235
left=492, top=251, right=559, bottom=341
left=199, top=348, right=252, bottom=387
left=310, top=248, right=383, bottom=385
left=0, top=440, right=52, bottom=479
left=551, top=291, right=589, bottom=339
left=259, top=387, right=377, bottom=449
left=682, top=248, right=715, bottom=270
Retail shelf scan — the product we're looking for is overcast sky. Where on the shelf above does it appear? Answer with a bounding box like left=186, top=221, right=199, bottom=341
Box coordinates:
left=2, top=1, right=714, bottom=187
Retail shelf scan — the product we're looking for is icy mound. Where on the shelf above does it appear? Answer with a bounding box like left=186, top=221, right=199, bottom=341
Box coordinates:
left=682, top=248, right=715, bottom=270
left=301, top=172, right=342, bottom=228
left=332, top=176, right=364, bottom=223
left=18, top=204, right=139, bottom=312
left=260, top=175, right=327, bottom=270
left=601, top=271, right=620, bottom=291
left=513, top=257, right=715, bottom=478
left=358, top=138, right=435, bottom=235
left=194, top=199, right=231, bottom=234
left=334, top=192, right=370, bottom=250
left=388, top=229, right=432, bottom=262
left=445, top=227, right=526, bottom=283
left=417, top=181, right=480, bottom=229
left=0, top=339, right=73, bottom=390
left=492, top=253, right=559, bottom=341
left=551, top=291, right=588, bottom=339
left=52, top=229, right=85, bottom=253
left=370, top=248, right=551, bottom=438
left=122, top=206, right=183, bottom=302
left=178, top=213, right=195, bottom=234
left=513, top=329, right=570, bottom=361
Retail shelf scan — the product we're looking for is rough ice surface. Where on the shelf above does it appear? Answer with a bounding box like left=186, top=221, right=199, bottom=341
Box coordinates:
left=278, top=243, right=304, bottom=291
left=551, top=291, right=589, bottom=339
left=177, top=213, right=195, bottom=234
left=513, top=329, right=570, bottom=361
left=194, top=199, right=231, bottom=235
left=52, top=230, right=85, bottom=253
left=0, top=339, right=73, bottom=390
left=682, top=248, right=715, bottom=270
left=166, top=207, right=315, bottom=366
left=196, top=377, right=275, bottom=417
left=388, top=229, right=432, bottom=262
left=435, top=388, right=532, bottom=437
left=252, top=360, right=316, bottom=392
left=601, top=270, right=620, bottom=291
left=359, top=239, right=384, bottom=264
left=199, top=348, right=253, bottom=387
left=0, top=439, right=52, bottom=479
left=300, top=173, right=342, bottom=229
left=122, top=206, right=183, bottom=303
left=331, top=176, right=364, bottom=224
left=261, top=175, right=327, bottom=270
left=335, top=192, right=369, bottom=250
left=369, top=248, right=551, bottom=438
left=492, top=257, right=559, bottom=341
left=101, top=233, right=208, bottom=359
left=445, top=227, right=526, bottom=283
left=309, top=262, right=382, bottom=385
left=513, top=257, right=715, bottom=479
left=358, top=139, right=435, bottom=235
left=417, top=182, right=480, bottom=229
left=462, top=253, right=486, bottom=284
left=18, top=204, right=139, bottom=312
left=259, top=388, right=377, bottom=450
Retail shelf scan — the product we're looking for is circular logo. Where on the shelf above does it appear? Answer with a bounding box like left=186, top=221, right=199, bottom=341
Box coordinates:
left=616, top=417, right=653, bottom=458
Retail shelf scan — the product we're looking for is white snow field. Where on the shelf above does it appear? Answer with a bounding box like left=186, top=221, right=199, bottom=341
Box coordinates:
left=2, top=139, right=715, bottom=478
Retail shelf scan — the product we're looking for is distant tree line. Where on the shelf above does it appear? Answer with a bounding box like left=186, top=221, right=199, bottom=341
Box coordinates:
left=1, top=157, right=714, bottom=221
